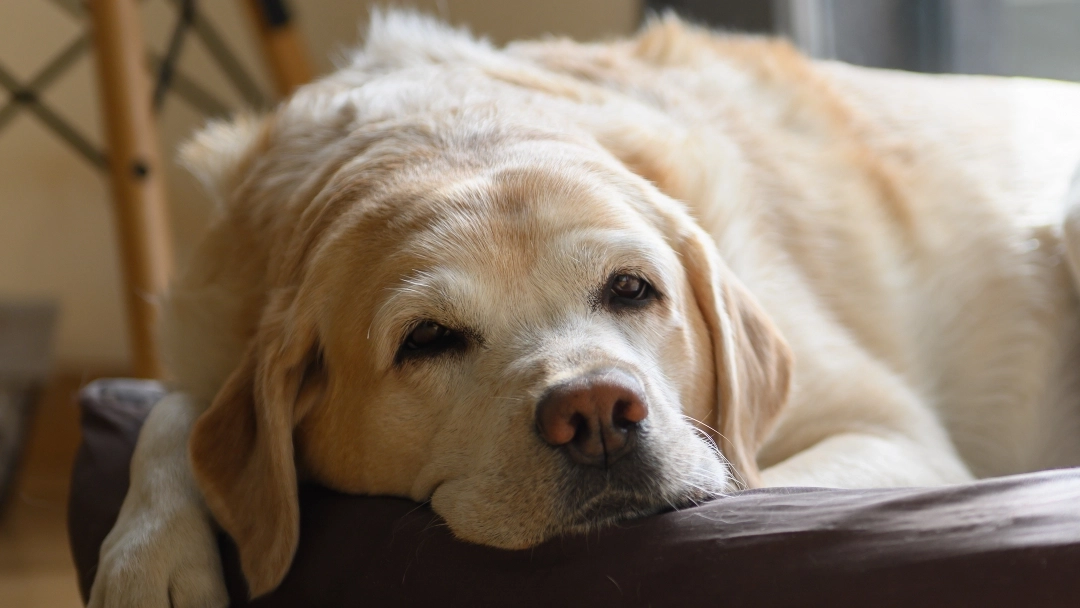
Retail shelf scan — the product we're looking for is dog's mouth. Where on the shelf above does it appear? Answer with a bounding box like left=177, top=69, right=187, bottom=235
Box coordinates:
left=563, top=483, right=719, bottom=532
left=556, top=451, right=728, bottom=532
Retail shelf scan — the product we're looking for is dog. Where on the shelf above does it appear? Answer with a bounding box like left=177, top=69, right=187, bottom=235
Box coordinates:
left=88, top=11, right=1080, bottom=607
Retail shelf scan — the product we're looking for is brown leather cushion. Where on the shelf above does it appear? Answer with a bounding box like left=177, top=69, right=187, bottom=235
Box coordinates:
left=69, top=379, right=1080, bottom=607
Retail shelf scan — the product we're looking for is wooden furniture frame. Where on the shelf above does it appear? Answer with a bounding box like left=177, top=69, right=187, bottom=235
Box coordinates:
left=1, top=0, right=312, bottom=378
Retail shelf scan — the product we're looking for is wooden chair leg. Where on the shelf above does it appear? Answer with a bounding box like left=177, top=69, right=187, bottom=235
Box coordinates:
left=88, top=0, right=173, bottom=379
left=242, top=0, right=313, bottom=96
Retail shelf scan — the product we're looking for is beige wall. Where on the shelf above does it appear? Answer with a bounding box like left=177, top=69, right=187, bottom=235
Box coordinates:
left=0, top=0, right=640, bottom=373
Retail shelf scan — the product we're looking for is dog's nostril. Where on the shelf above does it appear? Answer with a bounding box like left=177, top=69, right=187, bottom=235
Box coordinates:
left=569, top=412, right=589, bottom=442
left=613, top=398, right=647, bottom=429
left=613, top=399, right=633, bottom=429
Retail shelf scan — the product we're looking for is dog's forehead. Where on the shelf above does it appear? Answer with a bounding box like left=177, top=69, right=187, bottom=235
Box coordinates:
left=360, top=159, right=679, bottom=334
left=406, top=162, right=670, bottom=277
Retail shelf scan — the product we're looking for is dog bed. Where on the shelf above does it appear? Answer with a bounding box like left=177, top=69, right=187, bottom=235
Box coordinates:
left=69, top=379, right=1080, bottom=607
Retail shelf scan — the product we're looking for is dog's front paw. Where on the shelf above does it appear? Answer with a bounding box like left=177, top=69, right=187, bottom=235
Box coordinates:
left=88, top=501, right=228, bottom=608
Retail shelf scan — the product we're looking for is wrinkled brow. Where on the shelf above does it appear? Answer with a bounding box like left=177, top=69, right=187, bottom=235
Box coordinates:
left=369, top=268, right=477, bottom=365
left=367, top=226, right=677, bottom=358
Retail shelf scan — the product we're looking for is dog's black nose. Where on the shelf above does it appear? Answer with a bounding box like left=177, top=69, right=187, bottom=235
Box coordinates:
left=535, top=370, right=648, bottom=467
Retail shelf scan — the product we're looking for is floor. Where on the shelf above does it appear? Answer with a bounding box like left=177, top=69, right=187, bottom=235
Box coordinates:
left=0, top=375, right=97, bottom=607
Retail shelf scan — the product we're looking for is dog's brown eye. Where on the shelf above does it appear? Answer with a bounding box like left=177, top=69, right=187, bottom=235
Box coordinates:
left=406, top=321, right=450, bottom=349
left=610, top=274, right=649, bottom=300
left=396, top=321, right=467, bottom=364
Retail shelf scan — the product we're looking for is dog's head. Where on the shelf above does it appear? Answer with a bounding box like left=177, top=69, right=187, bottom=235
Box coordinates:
left=182, top=14, right=791, bottom=597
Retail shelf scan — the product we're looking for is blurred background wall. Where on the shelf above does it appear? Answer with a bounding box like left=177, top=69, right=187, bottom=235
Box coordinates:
left=655, top=0, right=1080, bottom=79
left=0, top=0, right=640, bottom=374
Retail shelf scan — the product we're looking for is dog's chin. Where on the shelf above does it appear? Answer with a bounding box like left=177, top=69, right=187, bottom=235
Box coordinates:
left=435, top=445, right=730, bottom=550
left=441, top=479, right=723, bottom=552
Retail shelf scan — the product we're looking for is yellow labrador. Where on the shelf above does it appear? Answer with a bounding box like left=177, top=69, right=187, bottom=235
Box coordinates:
left=89, top=12, right=1080, bottom=607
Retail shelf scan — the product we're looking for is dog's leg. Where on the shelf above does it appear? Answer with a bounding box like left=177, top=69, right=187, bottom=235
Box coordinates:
left=759, top=431, right=974, bottom=488
left=757, top=347, right=975, bottom=489
left=88, top=392, right=227, bottom=608
left=1061, top=166, right=1080, bottom=291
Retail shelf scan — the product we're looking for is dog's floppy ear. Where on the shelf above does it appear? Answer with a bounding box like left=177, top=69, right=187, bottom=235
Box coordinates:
left=675, top=220, right=792, bottom=487
left=188, top=287, right=325, bottom=597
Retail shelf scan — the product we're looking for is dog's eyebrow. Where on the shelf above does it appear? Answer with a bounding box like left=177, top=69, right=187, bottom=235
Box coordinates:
left=557, top=228, right=677, bottom=293
left=378, top=270, right=464, bottom=321
left=369, top=269, right=479, bottom=361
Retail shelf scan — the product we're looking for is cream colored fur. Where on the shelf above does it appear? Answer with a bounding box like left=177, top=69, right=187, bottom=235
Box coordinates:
left=90, top=12, right=1080, bottom=607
